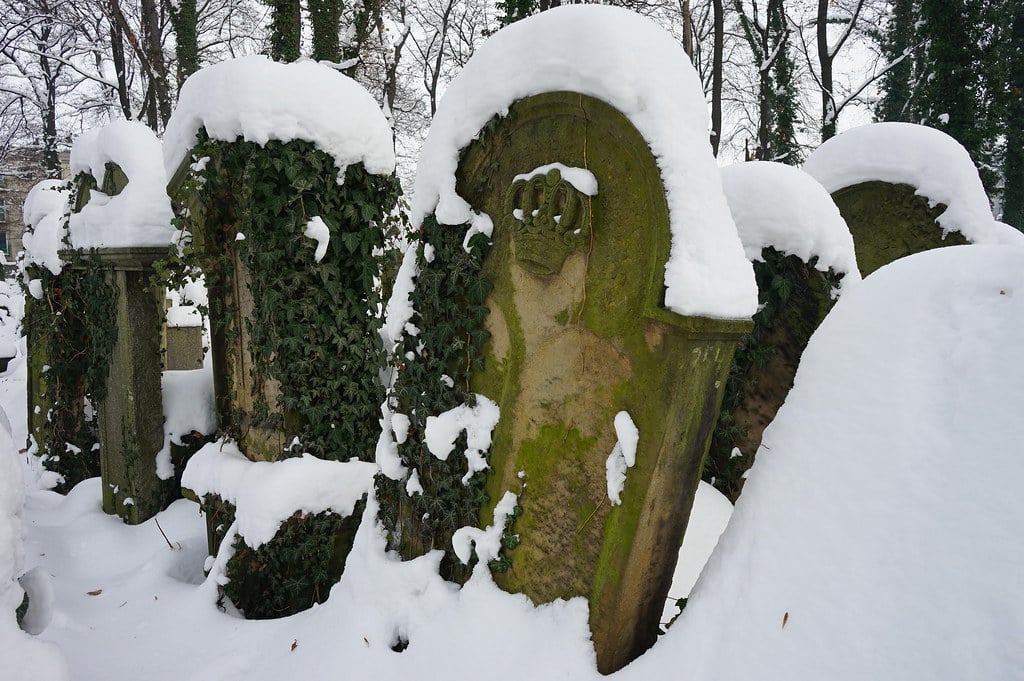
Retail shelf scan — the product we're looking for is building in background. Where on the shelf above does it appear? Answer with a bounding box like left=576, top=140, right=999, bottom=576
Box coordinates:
left=0, top=149, right=70, bottom=261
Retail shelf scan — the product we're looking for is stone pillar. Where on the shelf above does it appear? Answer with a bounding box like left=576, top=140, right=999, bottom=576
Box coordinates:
left=86, top=247, right=170, bottom=524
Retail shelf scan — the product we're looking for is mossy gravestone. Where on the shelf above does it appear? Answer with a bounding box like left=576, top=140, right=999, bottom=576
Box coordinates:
left=831, top=181, right=967, bottom=276
left=457, top=92, right=749, bottom=673
left=67, top=165, right=174, bottom=524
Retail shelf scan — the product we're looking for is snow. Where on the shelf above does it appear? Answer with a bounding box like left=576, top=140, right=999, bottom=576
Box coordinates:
left=423, top=395, right=500, bottom=484
left=604, top=411, right=638, bottom=506
left=630, top=244, right=1024, bottom=680
left=721, top=161, right=861, bottom=286
left=162, top=56, right=396, bottom=182
left=303, top=216, right=331, bottom=262
left=512, top=163, right=599, bottom=197
left=410, top=4, right=756, bottom=319
left=660, top=481, right=733, bottom=625
left=156, top=368, right=216, bottom=480
left=180, top=440, right=377, bottom=548
left=0, top=412, right=68, bottom=679
left=451, top=490, right=518, bottom=565
left=803, top=122, right=1024, bottom=246
left=8, top=242, right=1024, bottom=680
left=21, top=180, right=70, bottom=276
left=68, top=120, right=176, bottom=249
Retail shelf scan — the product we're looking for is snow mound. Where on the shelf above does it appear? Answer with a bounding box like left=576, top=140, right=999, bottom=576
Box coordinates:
left=21, top=180, right=70, bottom=275
left=68, top=120, right=175, bottom=249
left=721, top=161, right=861, bottom=287
left=661, top=481, right=733, bottom=624
left=181, top=439, right=377, bottom=548
left=411, top=4, right=756, bottom=319
left=803, top=122, right=1022, bottom=245
left=0, top=412, right=68, bottom=680
left=163, top=56, right=396, bottom=182
left=636, top=244, right=1024, bottom=680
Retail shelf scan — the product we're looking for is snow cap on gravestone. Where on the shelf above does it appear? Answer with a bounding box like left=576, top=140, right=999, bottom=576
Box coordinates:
left=162, top=56, right=396, bottom=184
left=411, top=3, right=757, bottom=320
left=68, top=120, right=175, bottom=249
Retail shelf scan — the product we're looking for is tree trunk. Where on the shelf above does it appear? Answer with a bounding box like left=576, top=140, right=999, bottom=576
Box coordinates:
left=309, top=0, right=342, bottom=63
left=817, top=0, right=836, bottom=140
left=171, top=0, right=199, bottom=88
left=140, top=0, right=171, bottom=127
left=710, top=0, right=723, bottom=155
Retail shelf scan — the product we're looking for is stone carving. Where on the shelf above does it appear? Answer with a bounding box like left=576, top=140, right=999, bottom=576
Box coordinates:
left=505, top=167, right=591, bottom=275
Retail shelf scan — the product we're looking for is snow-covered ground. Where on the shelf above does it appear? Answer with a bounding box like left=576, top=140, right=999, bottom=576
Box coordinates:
left=5, top=241, right=1024, bottom=680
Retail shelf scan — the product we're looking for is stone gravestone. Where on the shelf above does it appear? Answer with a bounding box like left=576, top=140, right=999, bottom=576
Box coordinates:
left=454, top=92, right=750, bottom=673
left=67, top=161, right=172, bottom=524
left=829, top=181, right=965, bottom=276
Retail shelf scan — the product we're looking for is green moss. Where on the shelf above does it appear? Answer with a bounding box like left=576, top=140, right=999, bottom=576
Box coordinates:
left=831, top=180, right=967, bottom=276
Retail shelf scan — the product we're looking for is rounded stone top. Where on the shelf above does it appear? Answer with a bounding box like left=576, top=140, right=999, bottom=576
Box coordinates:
left=803, top=122, right=1020, bottom=245
left=411, top=4, right=756, bottom=320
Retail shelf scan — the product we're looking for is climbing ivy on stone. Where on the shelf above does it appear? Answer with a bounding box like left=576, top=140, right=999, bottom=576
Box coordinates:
left=167, top=130, right=401, bottom=617
left=704, top=247, right=841, bottom=501
left=22, top=181, right=119, bottom=493
left=376, top=216, right=493, bottom=583
left=169, top=130, right=401, bottom=463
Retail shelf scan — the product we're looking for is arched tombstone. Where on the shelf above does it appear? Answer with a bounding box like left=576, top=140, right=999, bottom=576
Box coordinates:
left=64, top=121, right=178, bottom=523
left=804, top=122, right=1024, bottom=276
left=378, top=7, right=757, bottom=673
left=706, top=161, right=860, bottom=501
left=165, top=56, right=400, bottom=618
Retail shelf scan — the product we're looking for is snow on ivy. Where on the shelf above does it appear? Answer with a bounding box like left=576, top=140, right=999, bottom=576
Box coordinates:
left=163, top=56, right=396, bottom=183
left=304, top=216, right=331, bottom=262
left=721, top=161, right=861, bottom=288
left=452, top=490, right=519, bottom=565
left=424, top=395, right=501, bottom=484
left=181, top=439, right=376, bottom=548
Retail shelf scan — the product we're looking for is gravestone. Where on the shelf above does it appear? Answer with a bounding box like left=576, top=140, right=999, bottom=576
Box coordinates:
left=706, top=249, right=840, bottom=500
left=830, top=181, right=967, bottom=276
left=67, top=163, right=173, bottom=523
left=87, top=247, right=171, bottom=523
left=455, top=92, right=751, bottom=673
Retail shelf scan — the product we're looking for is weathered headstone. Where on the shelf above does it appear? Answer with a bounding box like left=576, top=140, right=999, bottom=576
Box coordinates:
left=705, top=161, right=859, bottom=500
left=83, top=246, right=170, bottom=523
left=453, top=92, right=750, bottom=673
left=829, top=181, right=966, bottom=276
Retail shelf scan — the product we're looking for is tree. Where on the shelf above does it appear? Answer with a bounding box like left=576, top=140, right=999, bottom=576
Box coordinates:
left=1000, top=0, right=1024, bottom=229
left=734, top=0, right=803, bottom=163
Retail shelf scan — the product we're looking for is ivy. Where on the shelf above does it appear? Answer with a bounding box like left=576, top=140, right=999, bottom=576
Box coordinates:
left=704, top=247, right=842, bottom=501
left=166, top=131, right=401, bottom=617
left=22, top=178, right=120, bottom=493
left=166, top=131, right=401, bottom=463
left=375, top=216, right=494, bottom=583
left=224, top=506, right=362, bottom=619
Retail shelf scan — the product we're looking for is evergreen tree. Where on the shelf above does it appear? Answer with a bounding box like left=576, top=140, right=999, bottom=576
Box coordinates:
left=1000, top=0, right=1024, bottom=229
left=875, top=0, right=916, bottom=122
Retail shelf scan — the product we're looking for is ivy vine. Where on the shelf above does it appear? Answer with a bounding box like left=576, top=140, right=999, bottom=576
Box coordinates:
left=704, top=247, right=842, bottom=501
left=166, top=131, right=402, bottom=616
left=375, top=215, right=494, bottom=583
left=22, top=177, right=119, bottom=493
